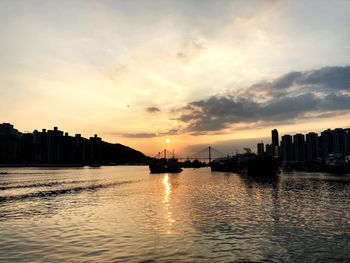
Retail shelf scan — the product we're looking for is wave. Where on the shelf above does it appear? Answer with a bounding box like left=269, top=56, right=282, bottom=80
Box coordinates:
left=0, top=180, right=100, bottom=190
left=0, top=180, right=138, bottom=203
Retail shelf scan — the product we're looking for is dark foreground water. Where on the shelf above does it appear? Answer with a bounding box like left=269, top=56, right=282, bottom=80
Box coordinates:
left=0, top=166, right=349, bottom=262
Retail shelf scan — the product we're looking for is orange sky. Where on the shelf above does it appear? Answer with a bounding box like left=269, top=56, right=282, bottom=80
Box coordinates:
left=1, top=1, right=350, bottom=156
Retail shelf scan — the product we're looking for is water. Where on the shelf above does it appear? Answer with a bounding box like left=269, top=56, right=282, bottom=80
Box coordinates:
left=0, top=166, right=349, bottom=262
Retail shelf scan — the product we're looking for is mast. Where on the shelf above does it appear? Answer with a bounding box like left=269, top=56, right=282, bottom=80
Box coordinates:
left=209, top=146, right=211, bottom=163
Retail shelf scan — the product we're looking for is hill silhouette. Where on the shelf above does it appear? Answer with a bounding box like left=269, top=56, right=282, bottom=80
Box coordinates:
left=0, top=123, right=147, bottom=166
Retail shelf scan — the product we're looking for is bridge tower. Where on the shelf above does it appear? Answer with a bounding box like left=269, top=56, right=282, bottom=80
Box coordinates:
left=209, top=146, right=211, bottom=163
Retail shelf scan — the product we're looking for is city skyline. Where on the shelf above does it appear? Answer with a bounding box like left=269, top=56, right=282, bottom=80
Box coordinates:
left=2, top=121, right=350, bottom=159
left=1, top=1, right=350, bottom=155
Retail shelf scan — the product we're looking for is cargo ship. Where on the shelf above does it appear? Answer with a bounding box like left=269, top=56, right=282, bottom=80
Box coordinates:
left=211, top=153, right=279, bottom=177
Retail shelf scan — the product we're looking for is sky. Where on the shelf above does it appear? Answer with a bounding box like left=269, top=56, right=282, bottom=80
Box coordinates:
left=1, top=0, right=350, bottom=157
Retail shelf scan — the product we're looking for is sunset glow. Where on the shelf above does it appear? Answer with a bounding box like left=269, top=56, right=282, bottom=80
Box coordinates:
left=1, top=1, right=350, bottom=157
left=1, top=1, right=350, bottom=262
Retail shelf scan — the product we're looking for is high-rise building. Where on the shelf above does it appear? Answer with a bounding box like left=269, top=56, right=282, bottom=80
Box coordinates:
left=306, top=132, right=318, bottom=161
left=321, top=128, right=349, bottom=160
left=257, top=141, right=264, bottom=155
left=265, top=144, right=271, bottom=155
left=321, top=129, right=333, bottom=161
left=271, top=129, right=279, bottom=157
left=281, top=135, right=293, bottom=164
left=345, top=128, right=350, bottom=158
left=333, top=128, right=348, bottom=157
left=272, top=129, right=279, bottom=147
left=89, top=134, right=102, bottom=163
left=293, top=133, right=306, bottom=162
left=47, top=127, right=64, bottom=163
left=75, top=134, right=87, bottom=163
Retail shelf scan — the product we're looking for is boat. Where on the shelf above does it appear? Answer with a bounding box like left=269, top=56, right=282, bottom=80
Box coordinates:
left=0, top=172, right=8, bottom=175
left=237, top=155, right=278, bottom=177
left=210, top=157, right=238, bottom=172
left=211, top=153, right=278, bottom=177
left=149, top=158, right=183, bottom=173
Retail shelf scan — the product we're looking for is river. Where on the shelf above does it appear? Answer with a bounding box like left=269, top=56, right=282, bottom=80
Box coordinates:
left=0, top=166, right=349, bottom=262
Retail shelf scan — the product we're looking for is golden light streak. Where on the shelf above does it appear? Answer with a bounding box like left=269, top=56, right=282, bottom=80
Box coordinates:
left=162, top=174, right=175, bottom=234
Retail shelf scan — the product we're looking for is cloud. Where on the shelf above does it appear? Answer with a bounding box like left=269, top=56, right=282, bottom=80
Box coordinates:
left=176, top=37, right=206, bottom=63
left=121, top=133, right=158, bottom=138
left=145, top=107, right=161, bottom=113
left=247, top=66, right=350, bottom=99
left=177, top=66, right=350, bottom=133
left=118, top=128, right=178, bottom=138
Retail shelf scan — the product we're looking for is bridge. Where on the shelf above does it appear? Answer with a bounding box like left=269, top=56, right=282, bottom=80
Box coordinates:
left=152, top=146, right=226, bottom=163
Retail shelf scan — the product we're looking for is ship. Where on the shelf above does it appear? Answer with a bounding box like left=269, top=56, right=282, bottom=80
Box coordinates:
left=210, top=149, right=279, bottom=177
left=149, top=158, right=183, bottom=173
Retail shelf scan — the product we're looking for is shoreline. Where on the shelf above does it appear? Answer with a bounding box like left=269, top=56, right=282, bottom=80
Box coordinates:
left=0, top=163, right=147, bottom=168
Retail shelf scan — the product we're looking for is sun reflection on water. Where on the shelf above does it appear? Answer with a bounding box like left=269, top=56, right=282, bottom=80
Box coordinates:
left=163, top=174, right=171, bottom=204
left=163, top=174, right=175, bottom=233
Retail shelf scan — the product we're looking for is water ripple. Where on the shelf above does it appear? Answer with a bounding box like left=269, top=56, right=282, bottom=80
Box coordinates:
left=0, top=167, right=349, bottom=262
left=0, top=180, right=137, bottom=203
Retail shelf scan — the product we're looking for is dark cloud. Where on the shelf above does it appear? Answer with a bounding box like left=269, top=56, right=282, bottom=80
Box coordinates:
left=145, top=107, right=160, bottom=113
left=122, top=133, right=158, bottom=138
left=298, top=66, right=350, bottom=91
left=178, top=66, right=350, bottom=133
left=180, top=96, right=260, bottom=132
left=120, top=129, right=178, bottom=138
left=249, top=66, right=350, bottom=98
left=259, top=93, right=321, bottom=121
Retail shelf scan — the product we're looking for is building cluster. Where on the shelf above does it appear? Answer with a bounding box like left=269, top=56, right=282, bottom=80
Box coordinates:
left=0, top=123, right=145, bottom=164
left=257, top=128, right=350, bottom=165
left=257, top=129, right=280, bottom=157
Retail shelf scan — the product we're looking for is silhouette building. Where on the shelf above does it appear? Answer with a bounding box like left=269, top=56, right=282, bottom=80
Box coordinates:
left=293, top=134, right=306, bottom=162
left=0, top=123, right=19, bottom=136
left=281, top=135, right=293, bottom=164
left=271, top=129, right=279, bottom=157
left=0, top=123, right=145, bottom=165
left=321, top=128, right=349, bottom=161
left=321, top=129, right=333, bottom=161
left=266, top=127, right=350, bottom=165
left=333, top=128, right=348, bottom=157
left=265, top=144, right=271, bottom=155
left=89, top=134, right=102, bottom=163
left=257, top=141, right=264, bottom=155
left=306, top=132, right=319, bottom=161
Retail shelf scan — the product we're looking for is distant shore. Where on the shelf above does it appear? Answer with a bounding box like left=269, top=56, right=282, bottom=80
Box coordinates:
left=0, top=163, right=147, bottom=168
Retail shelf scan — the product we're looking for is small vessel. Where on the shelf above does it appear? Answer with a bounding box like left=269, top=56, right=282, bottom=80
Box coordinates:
left=149, top=158, right=183, bottom=173
left=0, top=172, right=8, bottom=175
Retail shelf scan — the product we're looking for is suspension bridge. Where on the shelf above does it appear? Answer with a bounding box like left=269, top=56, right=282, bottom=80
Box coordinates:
left=152, top=146, right=226, bottom=163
